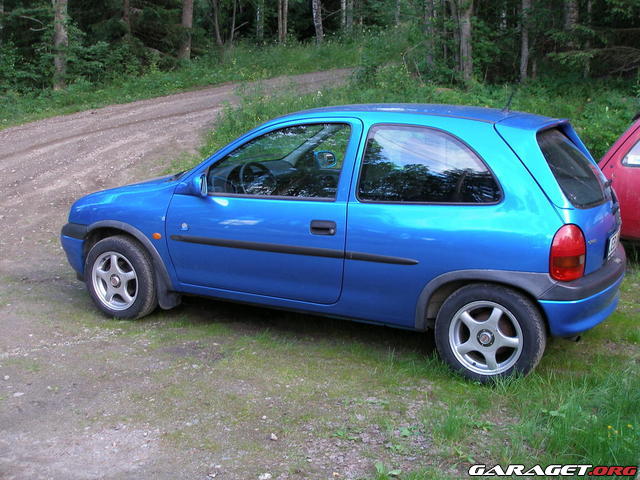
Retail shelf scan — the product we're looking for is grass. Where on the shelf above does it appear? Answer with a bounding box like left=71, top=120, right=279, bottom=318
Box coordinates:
left=0, top=34, right=393, bottom=129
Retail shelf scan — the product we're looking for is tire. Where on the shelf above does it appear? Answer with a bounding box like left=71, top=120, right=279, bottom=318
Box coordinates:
left=84, top=235, right=157, bottom=319
left=434, top=284, right=546, bottom=382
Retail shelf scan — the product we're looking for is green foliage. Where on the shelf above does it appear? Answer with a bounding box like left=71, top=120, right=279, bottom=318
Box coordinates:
left=0, top=38, right=360, bottom=127
left=185, top=64, right=636, bottom=174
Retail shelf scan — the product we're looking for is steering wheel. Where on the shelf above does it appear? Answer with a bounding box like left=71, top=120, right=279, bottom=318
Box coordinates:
left=209, top=175, right=239, bottom=194
left=239, top=162, right=277, bottom=195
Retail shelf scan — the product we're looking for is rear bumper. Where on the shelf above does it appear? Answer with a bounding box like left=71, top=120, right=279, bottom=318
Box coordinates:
left=539, top=244, right=626, bottom=337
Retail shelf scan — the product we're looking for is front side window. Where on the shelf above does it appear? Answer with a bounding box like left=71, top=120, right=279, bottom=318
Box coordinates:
left=357, top=125, right=501, bottom=203
left=208, top=123, right=351, bottom=199
left=537, top=128, right=605, bottom=208
left=622, top=139, right=640, bottom=167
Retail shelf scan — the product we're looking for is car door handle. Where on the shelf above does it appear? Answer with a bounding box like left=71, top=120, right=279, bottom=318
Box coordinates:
left=310, top=220, right=337, bottom=236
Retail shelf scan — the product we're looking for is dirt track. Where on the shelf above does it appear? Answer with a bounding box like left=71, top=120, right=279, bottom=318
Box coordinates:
left=0, top=68, right=352, bottom=280
left=0, top=69, right=419, bottom=480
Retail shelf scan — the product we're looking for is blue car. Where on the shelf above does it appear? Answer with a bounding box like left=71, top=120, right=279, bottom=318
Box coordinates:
left=61, top=104, right=625, bottom=381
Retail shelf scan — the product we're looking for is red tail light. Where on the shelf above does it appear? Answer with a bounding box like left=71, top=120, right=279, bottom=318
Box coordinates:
left=550, top=224, right=586, bottom=282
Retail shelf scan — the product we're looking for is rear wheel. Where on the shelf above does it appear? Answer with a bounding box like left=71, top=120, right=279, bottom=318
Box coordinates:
left=85, top=235, right=157, bottom=319
left=434, top=284, right=546, bottom=382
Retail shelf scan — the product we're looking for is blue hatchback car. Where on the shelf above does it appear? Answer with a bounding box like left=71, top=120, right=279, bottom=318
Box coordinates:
left=61, top=104, right=625, bottom=381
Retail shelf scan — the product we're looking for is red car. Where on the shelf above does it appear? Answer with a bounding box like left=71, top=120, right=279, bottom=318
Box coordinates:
left=599, top=114, right=640, bottom=241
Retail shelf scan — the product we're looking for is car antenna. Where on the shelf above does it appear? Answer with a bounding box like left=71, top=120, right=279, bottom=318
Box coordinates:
left=502, top=87, right=516, bottom=113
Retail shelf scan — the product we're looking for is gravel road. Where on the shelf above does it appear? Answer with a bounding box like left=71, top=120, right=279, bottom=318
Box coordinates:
left=0, top=69, right=371, bottom=480
left=0, top=68, right=351, bottom=280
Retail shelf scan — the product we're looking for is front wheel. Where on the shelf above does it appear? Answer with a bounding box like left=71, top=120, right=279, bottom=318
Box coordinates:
left=434, top=284, right=546, bottom=382
left=84, top=235, right=157, bottom=319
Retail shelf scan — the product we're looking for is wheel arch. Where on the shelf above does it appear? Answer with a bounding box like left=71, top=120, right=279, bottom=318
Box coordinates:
left=85, top=220, right=181, bottom=310
left=415, top=270, right=554, bottom=332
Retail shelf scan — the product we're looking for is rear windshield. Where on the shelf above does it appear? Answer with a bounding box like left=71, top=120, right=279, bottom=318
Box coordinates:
left=537, top=128, right=605, bottom=208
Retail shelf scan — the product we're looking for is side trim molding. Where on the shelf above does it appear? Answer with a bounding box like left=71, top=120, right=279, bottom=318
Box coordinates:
left=170, top=234, right=419, bottom=266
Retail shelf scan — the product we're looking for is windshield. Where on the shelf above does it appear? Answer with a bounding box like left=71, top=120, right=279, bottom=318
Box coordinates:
left=537, top=128, right=605, bottom=208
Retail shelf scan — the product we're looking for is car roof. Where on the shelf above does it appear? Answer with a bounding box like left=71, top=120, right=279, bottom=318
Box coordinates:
left=276, top=103, right=560, bottom=130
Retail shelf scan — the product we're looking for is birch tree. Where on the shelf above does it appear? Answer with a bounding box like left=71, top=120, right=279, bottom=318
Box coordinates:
left=458, top=0, right=473, bottom=84
left=52, top=0, right=68, bottom=90
left=278, top=0, right=288, bottom=43
left=255, top=0, right=264, bottom=42
left=178, top=0, right=194, bottom=60
left=311, top=0, right=323, bottom=44
left=211, top=0, right=223, bottom=46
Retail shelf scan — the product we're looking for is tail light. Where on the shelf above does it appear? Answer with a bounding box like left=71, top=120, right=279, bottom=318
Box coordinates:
left=550, top=224, right=586, bottom=282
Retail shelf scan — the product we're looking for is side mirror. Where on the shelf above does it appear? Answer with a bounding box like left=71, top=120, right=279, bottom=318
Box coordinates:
left=193, top=173, right=208, bottom=197
left=314, top=150, right=337, bottom=168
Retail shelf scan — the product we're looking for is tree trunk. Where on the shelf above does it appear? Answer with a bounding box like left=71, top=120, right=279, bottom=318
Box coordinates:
left=0, top=0, right=4, bottom=46
left=123, top=0, right=131, bottom=39
left=256, top=0, right=264, bottom=42
left=178, top=0, right=194, bottom=60
left=424, top=0, right=434, bottom=69
left=519, top=0, right=531, bottom=82
left=564, top=0, right=578, bottom=32
left=395, top=0, right=401, bottom=26
left=278, top=0, right=288, bottom=43
left=346, top=0, right=353, bottom=33
left=212, top=0, right=223, bottom=47
left=311, top=0, right=323, bottom=44
left=584, top=0, right=592, bottom=77
left=283, top=0, right=288, bottom=42
left=448, top=0, right=459, bottom=69
left=458, top=0, right=473, bottom=84
left=228, top=0, right=237, bottom=44
left=52, top=0, right=68, bottom=91
left=341, top=0, right=346, bottom=30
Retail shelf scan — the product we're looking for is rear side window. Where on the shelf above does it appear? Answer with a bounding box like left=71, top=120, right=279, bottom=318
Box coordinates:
left=537, top=128, right=605, bottom=208
left=357, top=125, right=501, bottom=203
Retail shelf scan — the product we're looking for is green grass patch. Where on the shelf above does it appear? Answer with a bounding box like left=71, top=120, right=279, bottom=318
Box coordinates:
left=0, top=33, right=404, bottom=129
left=169, top=64, right=637, bottom=178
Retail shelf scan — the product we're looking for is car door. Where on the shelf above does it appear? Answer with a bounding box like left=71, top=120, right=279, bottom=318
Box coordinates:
left=342, top=123, right=504, bottom=328
left=165, top=118, right=363, bottom=304
left=600, top=123, right=640, bottom=240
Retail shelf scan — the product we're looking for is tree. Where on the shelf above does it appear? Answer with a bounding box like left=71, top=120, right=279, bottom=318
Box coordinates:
left=424, top=0, right=435, bottom=69
left=311, top=0, right=323, bottom=44
left=519, top=0, right=531, bottom=82
left=564, top=0, right=578, bottom=32
left=458, top=0, right=473, bottom=84
left=345, top=0, right=353, bottom=33
left=227, top=0, right=237, bottom=44
left=178, top=0, right=194, bottom=60
left=52, top=0, right=68, bottom=90
left=211, top=0, right=223, bottom=46
left=278, top=0, right=288, bottom=43
left=255, top=0, right=264, bottom=42
left=123, top=0, right=131, bottom=40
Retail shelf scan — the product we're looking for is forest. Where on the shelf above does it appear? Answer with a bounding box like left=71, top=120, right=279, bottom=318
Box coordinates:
left=1, top=0, right=640, bottom=93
